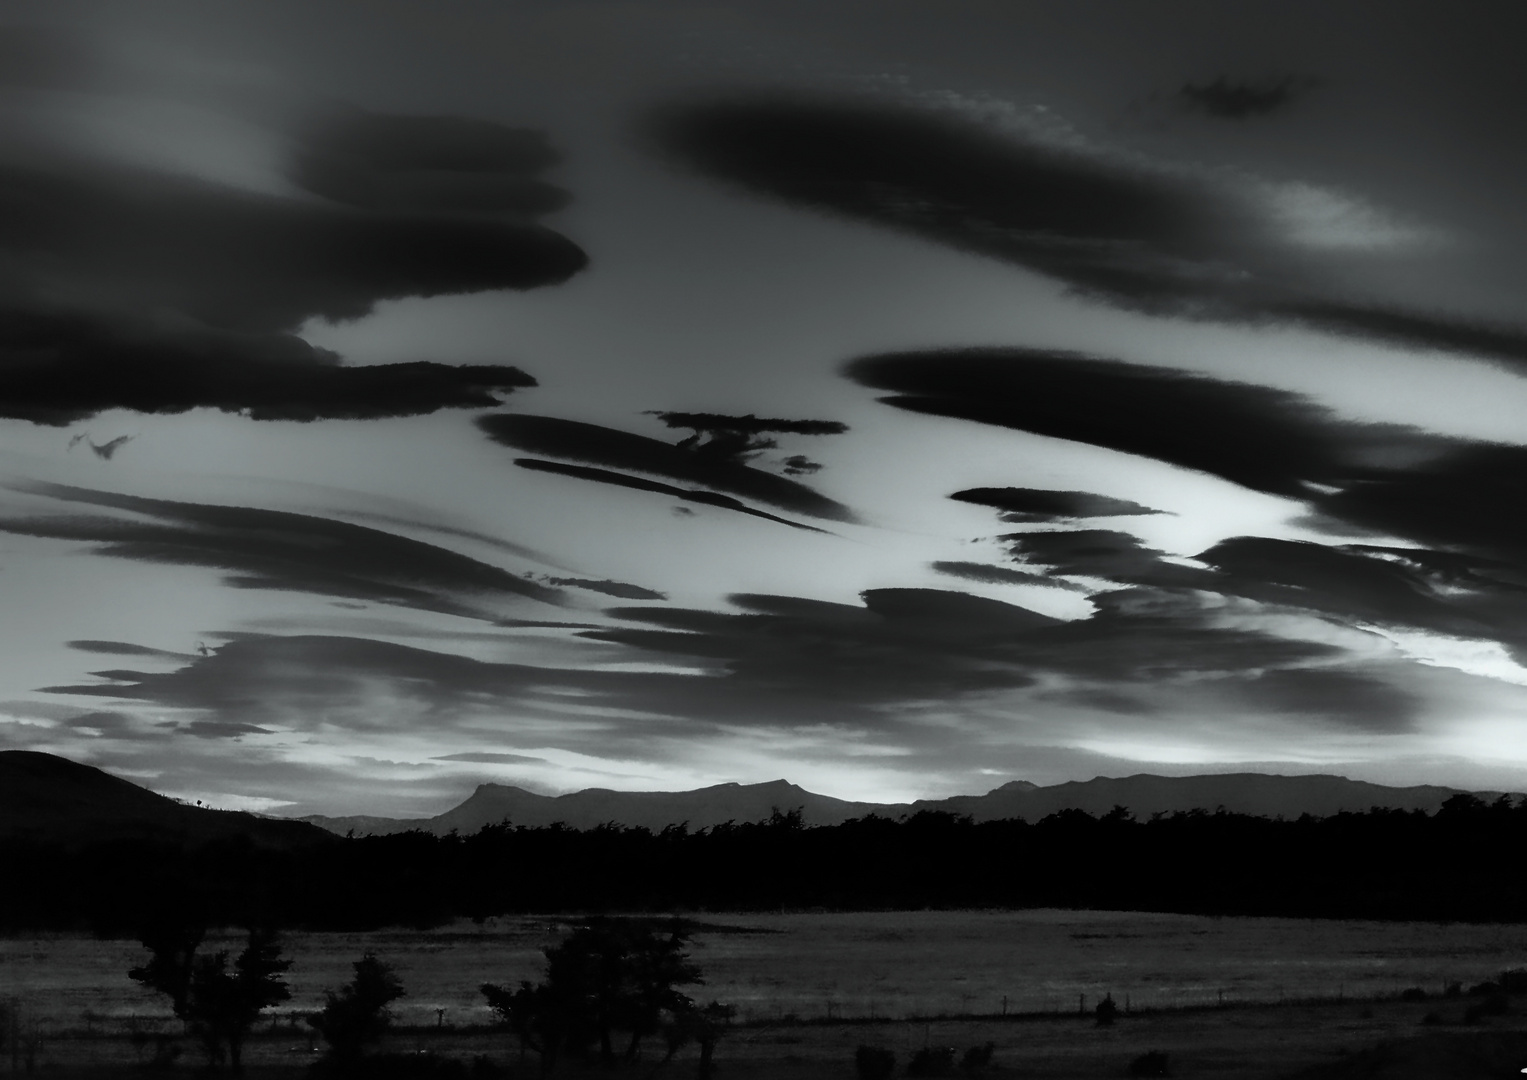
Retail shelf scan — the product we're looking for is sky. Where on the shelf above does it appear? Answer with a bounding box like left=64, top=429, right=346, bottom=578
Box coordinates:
left=5, top=1, right=1527, bottom=817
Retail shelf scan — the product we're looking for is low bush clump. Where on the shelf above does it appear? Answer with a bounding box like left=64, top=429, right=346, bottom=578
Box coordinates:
left=958, top=1042, right=994, bottom=1076
left=855, top=1045, right=896, bottom=1080
left=1094, top=994, right=1119, bottom=1027
left=1128, top=1049, right=1171, bottom=1077
left=1464, top=993, right=1510, bottom=1023
left=906, top=1046, right=955, bottom=1077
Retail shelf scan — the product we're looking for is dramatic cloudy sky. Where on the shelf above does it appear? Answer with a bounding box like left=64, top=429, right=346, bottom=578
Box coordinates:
left=6, top=1, right=1527, bottom=816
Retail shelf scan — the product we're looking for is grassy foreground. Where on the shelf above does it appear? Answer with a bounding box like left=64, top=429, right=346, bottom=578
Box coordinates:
left=16, top=995, right=1527, bottom=1080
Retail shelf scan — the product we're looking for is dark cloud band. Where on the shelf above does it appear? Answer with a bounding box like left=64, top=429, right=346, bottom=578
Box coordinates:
left=480, top=414, right=858, bottom=523
left=951, top=487, right=1163, bottom=522
left=0, top=305, right=538, bottom=424
left=656, top=95, right=1527, bottom=370
left=0, top=77, right=587, bottom=423
left=1, top=483, right=563, bottom=618
left=513, top=458, right=832, bottom=533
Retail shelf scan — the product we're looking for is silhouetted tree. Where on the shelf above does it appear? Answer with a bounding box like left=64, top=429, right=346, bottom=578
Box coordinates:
left=310, top=953, right=406, bottom=1071
left=128, top=916, right=205, bottom=1019
left=1094, top=993, right=1119, bottom=1027
left=130, top=924, right=291, bottom=1073
left=660, top=1000, right=735, bottom=1080
left=483, top=919, right=708, bottom=1072
left=480, top=981, right=573, bottom=1075
left=188, top=930, right=292, bottom=1072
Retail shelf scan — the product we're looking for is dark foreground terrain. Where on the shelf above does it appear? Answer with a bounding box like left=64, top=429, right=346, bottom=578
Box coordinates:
left=17, top=996, right=1527, bottom=1080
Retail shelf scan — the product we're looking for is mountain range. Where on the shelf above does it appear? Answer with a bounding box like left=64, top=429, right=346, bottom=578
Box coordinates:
left=296, top=771, right=1513, bottom=837
left=3, top=750, right=1516, bottom=843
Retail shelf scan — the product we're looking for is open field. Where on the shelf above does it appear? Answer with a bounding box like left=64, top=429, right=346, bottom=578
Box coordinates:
left=6, top=910, right=1527, bottom=1035
left=6, top=910, right=1527, bottom=1078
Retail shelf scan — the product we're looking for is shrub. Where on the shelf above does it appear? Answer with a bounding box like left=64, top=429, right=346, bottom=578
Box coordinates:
left=855, top=1045, right=896, bottom=1080
left=958, top=1042, right=994, bottom=1076
left=482, top=918, right=705, bottom=1070
left=1094, top=994, right=1119, bottom=1027
left=1464, top=993, right=1510, bottom=1023
left=907, top=1046, right=955, bottom=1077
left=1129, top=1050, right=1171, bottom=1077
left=309, top=954, right=406, bottom=1070
left=1399, top=987, right=1427, bottom=1002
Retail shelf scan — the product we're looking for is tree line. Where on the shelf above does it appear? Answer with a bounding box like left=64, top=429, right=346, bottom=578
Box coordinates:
left=5, top=794, right=1527, bottom=932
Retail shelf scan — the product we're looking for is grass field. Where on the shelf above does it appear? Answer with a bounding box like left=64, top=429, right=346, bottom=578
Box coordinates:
left=5, top=909, right=1527, bottom=1078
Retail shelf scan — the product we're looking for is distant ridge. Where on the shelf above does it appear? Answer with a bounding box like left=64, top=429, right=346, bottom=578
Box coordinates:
left=0, top=750, right=330, bottom=847
left=306, top=778, right=884, bottom=836
left=297, top=771, right=1515, bottom=837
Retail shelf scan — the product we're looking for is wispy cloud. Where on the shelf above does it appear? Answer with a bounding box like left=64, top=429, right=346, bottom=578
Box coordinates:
left=655, top=95, right=1527, bottom=368
left=849, top=345, right=1527, bottom=680
left=0, top=482, right=565, bottom=618
left=950, top=487, right=1164, bottom=522
left=479, top=413, right=859, bottom=523
left=513, top=458, right=835, bottom=533
left=0, top=305, right=544, bottom=424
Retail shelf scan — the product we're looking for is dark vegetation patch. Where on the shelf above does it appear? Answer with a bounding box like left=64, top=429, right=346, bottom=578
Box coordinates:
left=5, top=795, right=1527, bottom=933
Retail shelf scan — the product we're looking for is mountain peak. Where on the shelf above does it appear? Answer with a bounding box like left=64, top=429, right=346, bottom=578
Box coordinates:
left=995, top=779, right=1039, bottom=792
left=472, top=782, right=534, bottom=796
left=752, top=778, right=800, bottom=791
